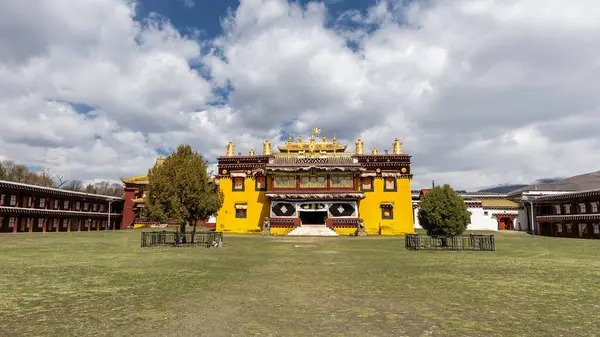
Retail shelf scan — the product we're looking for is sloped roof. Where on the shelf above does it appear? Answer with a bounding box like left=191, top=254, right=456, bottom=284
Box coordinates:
left=508, top=170, right=600, bottom=196
left=481, top=199, right=519, bottom=209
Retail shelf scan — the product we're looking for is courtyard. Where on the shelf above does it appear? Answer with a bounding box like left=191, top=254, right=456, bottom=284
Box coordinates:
left=0, top=231, right=599, bottom=336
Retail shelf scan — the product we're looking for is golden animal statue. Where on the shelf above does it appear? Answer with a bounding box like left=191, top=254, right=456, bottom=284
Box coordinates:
left=263, top=140, right=272, bottom=155
left=372, top=147, right=378, bottom=155
left=393, top=138, right=403, bottom=154
left=226, top=141, right=235, bottom=157
left=355, top=138, right=364, bottom=155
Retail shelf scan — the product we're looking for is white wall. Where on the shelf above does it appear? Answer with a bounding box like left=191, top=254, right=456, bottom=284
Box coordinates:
left=413, top=205, right=518, bottom=231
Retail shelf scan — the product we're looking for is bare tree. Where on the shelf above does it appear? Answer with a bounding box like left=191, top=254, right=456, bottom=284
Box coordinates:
left=63, top=180, right=85, bottom=192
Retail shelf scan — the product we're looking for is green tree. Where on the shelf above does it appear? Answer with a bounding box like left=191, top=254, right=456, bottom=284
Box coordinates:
left=145, top=145, right=223, bottom=233
left=418, top=184, right=471, bottom=236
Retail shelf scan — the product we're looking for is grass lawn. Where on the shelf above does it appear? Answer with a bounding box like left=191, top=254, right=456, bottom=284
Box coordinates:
left=1, top=231, right=599, bottom=337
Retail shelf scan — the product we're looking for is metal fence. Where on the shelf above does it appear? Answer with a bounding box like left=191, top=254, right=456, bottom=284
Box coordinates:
left=405, top=234, right=495, bottom=251
left=141, top=231, right=223, bottom=248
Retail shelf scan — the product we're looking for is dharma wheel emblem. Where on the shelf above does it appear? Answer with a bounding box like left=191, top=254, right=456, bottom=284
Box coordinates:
left=401, top=167, right=407, bottom=173
left=222, top=169, right=228, bottom=174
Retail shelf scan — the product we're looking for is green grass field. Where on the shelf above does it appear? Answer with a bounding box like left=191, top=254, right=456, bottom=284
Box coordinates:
left=1, top=231, right=599, bottom=337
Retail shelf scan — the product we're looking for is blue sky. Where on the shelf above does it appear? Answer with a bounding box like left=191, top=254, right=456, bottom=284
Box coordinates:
left=136, top=0, right=383, bottom=39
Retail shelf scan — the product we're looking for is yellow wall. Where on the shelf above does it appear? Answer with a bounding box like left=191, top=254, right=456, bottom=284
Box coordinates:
left=216, top=177, right=270, bottom=234
left=357, top=177, right=414, bottom=235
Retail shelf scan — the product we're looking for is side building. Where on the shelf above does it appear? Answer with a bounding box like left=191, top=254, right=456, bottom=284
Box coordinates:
left=215, top=132, right=414, bottom=235
left=507, top=170, right=600, bottom=238
left=412, top=189, right=519, bottom=231
left=0, top=180, right=124, bottom=233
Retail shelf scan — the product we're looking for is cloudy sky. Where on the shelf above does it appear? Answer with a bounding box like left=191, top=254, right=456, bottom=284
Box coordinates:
left=1, top=0, right=599, bottom=190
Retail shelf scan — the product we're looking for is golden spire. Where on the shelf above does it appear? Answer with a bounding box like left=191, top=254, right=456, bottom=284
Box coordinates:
left=249, top=149, right=255, bottom=156
left=372, top=147, right=378, bottom=155
left=355, top=138, right=364, bottom=155
left=393, top=138, right=403, bottom=154
left=226, top=142, right=235, bottom=157
left=263, top=140, right=272, bottom=155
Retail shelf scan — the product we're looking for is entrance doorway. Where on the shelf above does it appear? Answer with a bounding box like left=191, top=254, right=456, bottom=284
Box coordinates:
left=498, top=217, right=514, bottom=230
left=299, top=211, right=327, bottom=225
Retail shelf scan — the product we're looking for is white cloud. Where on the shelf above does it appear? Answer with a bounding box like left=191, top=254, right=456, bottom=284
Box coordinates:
left=1, top=0, right=600, bottom=190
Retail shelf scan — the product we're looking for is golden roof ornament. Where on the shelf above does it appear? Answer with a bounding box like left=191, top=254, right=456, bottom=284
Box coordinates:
left=372, top=147, right=378, bottom=155
left=393, top=138, right=403, bottom=154
left=276, top=129, right=347, bottom=153
left=263, top=140, right=272, bottom=155
left=355, top=138, right=364, bottom=155
left=226, top=141, right=235, bottom=157
left=249, top=149, right=255, bottom=156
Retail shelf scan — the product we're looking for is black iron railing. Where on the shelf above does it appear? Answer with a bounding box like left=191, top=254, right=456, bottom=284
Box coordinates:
left=405, top=234, right=495, bottom=251
left=141, top=231, right=223, bottom=248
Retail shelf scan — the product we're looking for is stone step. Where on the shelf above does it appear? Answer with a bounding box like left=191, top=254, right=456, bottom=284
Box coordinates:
left=287, top=225, right=339, bottom=236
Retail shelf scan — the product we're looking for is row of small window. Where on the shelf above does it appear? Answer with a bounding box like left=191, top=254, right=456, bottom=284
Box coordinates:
left=0, top=194, right=106, bottom=212
left=554, top=202, right=598, bottom=214
left=231, top=176, right=398, bottom=192
left=556, top=223, right=600, bottom=234
left=0, top=217, right=106, bottom=228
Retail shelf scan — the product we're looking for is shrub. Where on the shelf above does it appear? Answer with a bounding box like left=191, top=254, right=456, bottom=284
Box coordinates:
left=418, top=184, right=471, bottom=236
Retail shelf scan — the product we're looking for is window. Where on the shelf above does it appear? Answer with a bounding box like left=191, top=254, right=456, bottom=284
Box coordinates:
left=556, top=224, right=563, bottom=233
left=384, top=177, right=397, bottom=192
left=235, top=203, right=247, bottom=218
left=100, top=204, right=105, bottom=212
left=381, top=204, right=394, bottom=219
left=360, top=177, right=374, bottom=192
left=564, top=204, right=571, bottom=214
left=483, top=211, right=489, bottom=216
left=38, top=218, right=44, bottom=228
left=84, top=203, right=89, bottom=211
left=64, top=200, right=70, bottom=209
left=10, top=195, right=16, bottom=206
left=75, top=201, right=81, bottom=210
left=593, top=223, right=599, bottom=234
left=27, top=197, right=33, bottom=207
left=255, top=176, right=267, bottom=191
left=565, top=223, right=572, bottom=233
left=0, top=194, right=4, bottom=205
left=330, top=175, right=353, bottom=188
left=232, top=177, right=245, bottom=191
left=85, top=219, right=91, bottom=228
left=27, top=218, right=33, bottom=226
left=93, top=204, right=98, bottom=211
left=39, top=198, right=45, bottom=208
left=53, top=219, right=59, bottom=227
left=554, top=205, right=561, bottom=214
left=8, top=217, right=15, bottom=228
left=62, top=219, right=68, bottom=227
left=274, top=175, right=296, bottom=188
left=579, top=203, right=586, bottom=213
left=591, top=202, right=598, bottom=213
left=300, top=175, right=326, bottom=188
left=54, top=199, right=59, bottom=209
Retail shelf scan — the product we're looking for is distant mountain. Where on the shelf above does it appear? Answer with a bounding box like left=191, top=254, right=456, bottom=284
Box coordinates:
left=478, top=184, right=528, bottom=193
left=477, top=177, right=564, bottom=193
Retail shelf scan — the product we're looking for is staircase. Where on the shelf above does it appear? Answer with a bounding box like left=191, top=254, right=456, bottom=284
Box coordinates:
left=287, top=225, right=339, bottom=236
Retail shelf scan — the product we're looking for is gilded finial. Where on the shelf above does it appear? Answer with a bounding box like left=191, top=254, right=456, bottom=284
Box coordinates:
left=372, top=147, right=378, bottom=155
left=393, top=138, right=403, bottom=154
left=322, top=136, right=326, bottom=142
left=249, top=149, right=255, bottom=156
left=263, top=140, right=272, bottom=155
left=287, top=135, right=292, bottom=143
left=226, top=141, right=235, bottom=157
left=298, top=136, right=303, bottom=142
left=355, top=138, right=364, bottom=155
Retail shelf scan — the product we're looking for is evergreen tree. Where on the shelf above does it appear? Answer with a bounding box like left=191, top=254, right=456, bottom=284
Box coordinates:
left=418, top=184, right=471, bottom=236
left=145, top=145, right=223, bottom=233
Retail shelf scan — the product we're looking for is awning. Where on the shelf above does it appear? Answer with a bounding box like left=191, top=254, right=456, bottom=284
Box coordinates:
left=360, top=172, right=377, bottom=177
left=230, top=172, right=247, bottom=178
left=380, top=202, right=394, bottom=207
left=235, top=203, right=248, bottom=209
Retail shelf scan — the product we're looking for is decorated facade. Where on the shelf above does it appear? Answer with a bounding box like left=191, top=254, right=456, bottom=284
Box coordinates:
left=215, top=130, right=414, bottom=235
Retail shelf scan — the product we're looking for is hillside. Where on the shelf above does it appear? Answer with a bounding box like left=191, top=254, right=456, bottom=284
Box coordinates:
left=478, top=178, right=564, bottom=193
